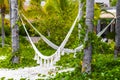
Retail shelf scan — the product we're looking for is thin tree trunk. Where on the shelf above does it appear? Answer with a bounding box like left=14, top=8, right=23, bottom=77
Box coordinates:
left=10, top=0, right=19, bottom=63
left=114, top=0, right=120, bottom=58
left=82, top=0, right=94, bottom=74
left=78, top=3, right=83, bottom=39
left=1, top=8, right=5, bottom=47
left=97, top=20, right=101, bottom=34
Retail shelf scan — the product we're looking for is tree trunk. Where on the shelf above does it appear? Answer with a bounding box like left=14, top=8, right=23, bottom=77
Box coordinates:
left=1, top=8, right=5, bottom=47
left=114, top=0, right=120, bottom=58
left=10, top=0, right=19, bottom=63
left=82, top=0, right=94, bottom=74
left=97, top=20, right=101, bottom=34
left=78, top=3, right=83, bottom=39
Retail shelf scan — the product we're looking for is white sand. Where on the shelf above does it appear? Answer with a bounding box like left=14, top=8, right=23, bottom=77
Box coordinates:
left=0, top=66, right=74, bottom=80
left=0, top=66, right=54, bottom=80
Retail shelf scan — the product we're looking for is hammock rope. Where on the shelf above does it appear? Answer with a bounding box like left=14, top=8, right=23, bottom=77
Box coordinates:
left=97, top=18, right=115, bottom=37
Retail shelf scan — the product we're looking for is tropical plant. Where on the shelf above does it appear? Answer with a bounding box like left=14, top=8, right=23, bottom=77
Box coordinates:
left=0, top=0, right=9, bottom=47
left=21, top=0, right=79, bottom=47
left=110, top=0, right=117, bottom=6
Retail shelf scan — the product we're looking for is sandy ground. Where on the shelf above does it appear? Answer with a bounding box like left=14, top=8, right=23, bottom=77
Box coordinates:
left=0, top=66, right=54, bottom=80
left=0, top=66, right=74, bottom=80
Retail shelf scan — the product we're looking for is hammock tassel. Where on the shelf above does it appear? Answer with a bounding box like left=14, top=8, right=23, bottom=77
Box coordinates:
left=40, top=58, right=43, bottom=67
left=47, top=59, right=50, bottom=67
left=37, top=57, right=40, bottom=64
left=50, top=58, right=53, bottom=67
left=61, top=50, right=64, bottom=55
left=34, top=53, right=38, bottom=60
left=44, top=59, right=47, bottom=67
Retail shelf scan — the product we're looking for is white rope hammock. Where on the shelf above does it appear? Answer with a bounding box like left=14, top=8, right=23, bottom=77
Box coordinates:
left=19, top=6, right=81, bottom=68
left=21, top=14, right=115, bottom=53
left=20, top=16, right=115, bottom=68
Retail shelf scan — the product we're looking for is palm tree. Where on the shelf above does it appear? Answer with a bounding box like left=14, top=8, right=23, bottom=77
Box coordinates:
left=82, top=0, right=94, bottom=73
left=0, top=0, right=9, bottom=47
left=114, top=0, right=120, bottom=58
left=10, top=0, right=19, bottom=63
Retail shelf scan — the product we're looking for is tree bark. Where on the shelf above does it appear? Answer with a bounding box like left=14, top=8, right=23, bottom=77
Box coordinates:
left=82, top=0, right=94, bottom=74
left=115, top=0, right=120, bottom=58
left=1, top=7, right=5, bottom=47
left=97, top=20, right=101, bottom=34
left=10, top=0, right=19, bottom=63
left=78, top=3, right=83, bottom=39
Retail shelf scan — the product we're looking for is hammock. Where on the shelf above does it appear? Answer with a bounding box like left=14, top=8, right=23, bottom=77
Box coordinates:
left=20, top=14, right=115, bottom=68
left=21, top=13, right=115, bottom=54
left=19, top=7, right=80, bottom=68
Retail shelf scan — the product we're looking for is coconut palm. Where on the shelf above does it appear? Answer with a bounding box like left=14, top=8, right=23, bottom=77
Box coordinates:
left=0, top=0, right=9, bottom=47
left=10, top=0, right=19, bottom=63
left=114, top=0, right=120, bottom=58
left=82, top=0, right=94, bottom=73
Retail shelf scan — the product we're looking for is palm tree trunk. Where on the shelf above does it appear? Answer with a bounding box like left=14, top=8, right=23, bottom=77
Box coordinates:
left=1, top=8, right=5, bottom=47
left=114, top=0, right=120, bottom=58
left=10, top=0, right=19, bottom=63
left=78, top=3, right=83, bottom=39
left=82, top=0, right=94, bottom=74
left=97, top=20, right=101, bottom=34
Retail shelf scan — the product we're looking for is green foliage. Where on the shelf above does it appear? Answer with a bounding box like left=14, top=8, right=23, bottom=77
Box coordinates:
left=106, top=32, right=115, bottom=40
left=22, top=0, right=79, bottom=46
left=18, top=0, right=25, bottom=10
left=52, top=53, right=120, bottom=80
left=91, top=33, right=113, bottom=54
left=0, top=77, right=5, bottom=80
left=0, top=37, right=37, bottom=69
left=0, top=24, right=11, bottom=36
left=51, top=30, right=115, bottom=79
left=20, top=78, right=27, bottom=80
left=110, top=0, right=117, bottom=6
left=56, top=53, right=82, bottom=68
left=94, top=4, right=101, bottom=26
left=0, top=36, right=11, bottom=47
